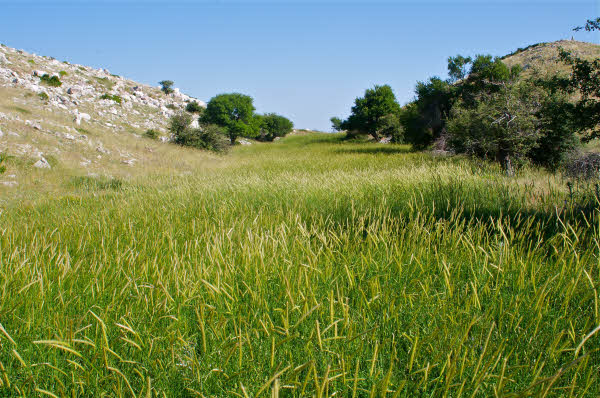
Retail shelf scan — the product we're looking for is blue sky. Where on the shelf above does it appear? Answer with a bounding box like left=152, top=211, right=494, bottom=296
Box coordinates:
left=1, top=1, right=598, bottom=131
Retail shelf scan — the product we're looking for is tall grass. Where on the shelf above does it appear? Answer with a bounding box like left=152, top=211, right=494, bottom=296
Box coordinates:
left=0, top=134, right=598, bottom=396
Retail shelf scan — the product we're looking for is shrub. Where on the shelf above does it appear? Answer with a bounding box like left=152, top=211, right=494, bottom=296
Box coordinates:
left=258, top=113, right=294, bottom=141
left=28, top=59, right=35, bottom=64
left=99, top=94, right=122, bottom=104
left=165, top=104, right=177, bottom=110
left=186, top=101, right=204, bottom=113
left=58, top=70, right=68, bottom=77
left=38, top=92, right=49, bottom=101
left=159, top=80, right=174, bottom=95
left=39, top=74, right=62, bottom=87
left=563, top=152, right=600, bottom=180
left=0, top=153, right=6, bottom=175
left=173, top=123, right=229, bottom=153
left=145, top=129, right=160, bottom=140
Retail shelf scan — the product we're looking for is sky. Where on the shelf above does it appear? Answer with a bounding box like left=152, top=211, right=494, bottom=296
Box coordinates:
left=0, top=1, right=598, bottom=131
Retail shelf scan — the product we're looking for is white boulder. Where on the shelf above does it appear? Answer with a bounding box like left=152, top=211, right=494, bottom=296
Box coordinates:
left=33, top=157, right=51, bottom=169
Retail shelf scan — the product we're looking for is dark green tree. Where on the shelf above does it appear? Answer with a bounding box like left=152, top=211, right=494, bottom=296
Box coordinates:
left=159, top=80, right=174, bottom=95
left=259, top=113, right=294, bottom=141
left=340, top=85, right=401, bottom=140
left=330, top=117, right=343, bottom=132
left=201, top=93, right=257, bottom=144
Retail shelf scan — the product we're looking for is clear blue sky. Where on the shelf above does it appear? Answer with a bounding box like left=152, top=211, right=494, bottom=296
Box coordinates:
left=1, top=1, right=598, bottom=131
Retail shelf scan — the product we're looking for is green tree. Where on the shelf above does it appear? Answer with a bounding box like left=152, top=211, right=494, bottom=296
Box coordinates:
left=159, top=80, right=174, bottom=95
left=185, top=101, right=204, bottom=114
left=259, top=113, right=294, bottom=141
left=202, top=93, right=256, bottom=144
left=330, top=117, right=343, bottom=132
left=447, top=81, right=544, bottom=173
left=447, top=55, right=472, bottom=82
left=340, top=85, right=401, bottom=140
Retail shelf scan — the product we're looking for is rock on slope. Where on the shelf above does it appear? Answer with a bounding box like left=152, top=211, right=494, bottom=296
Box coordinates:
left=0, top=43, right=208, bottom=190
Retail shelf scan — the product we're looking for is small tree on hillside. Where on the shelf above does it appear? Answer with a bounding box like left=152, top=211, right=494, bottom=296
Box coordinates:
left=201, top=93, right=257, bottom=144
left=340, top=85, right=401, bottom=140
left=159, top=80, right=174, bottom=95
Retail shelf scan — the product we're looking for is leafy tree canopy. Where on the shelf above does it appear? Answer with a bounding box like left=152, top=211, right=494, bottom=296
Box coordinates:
left=202, top=93, right=257, bottom=144
left=259, top=113, right=294, bottom=141
left=340, top=85, right=401, bottom=140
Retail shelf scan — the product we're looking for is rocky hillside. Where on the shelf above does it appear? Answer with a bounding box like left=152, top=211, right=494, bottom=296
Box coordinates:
left=502, top=39, right=600, bottom=78
left=0, top=44, right=212, bottom=196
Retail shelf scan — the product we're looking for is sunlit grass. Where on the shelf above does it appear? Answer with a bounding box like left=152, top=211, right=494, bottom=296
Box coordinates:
left=0, top=133, right=598, bottom=396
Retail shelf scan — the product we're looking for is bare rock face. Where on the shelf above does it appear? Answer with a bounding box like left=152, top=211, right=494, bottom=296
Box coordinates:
left=33, top=157, right=51, bottom=169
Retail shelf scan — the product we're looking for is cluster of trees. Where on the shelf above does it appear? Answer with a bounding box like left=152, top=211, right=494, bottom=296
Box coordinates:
left=333, top=18, right=600, bottom=172
left=169, top=93, right=294, bottom=152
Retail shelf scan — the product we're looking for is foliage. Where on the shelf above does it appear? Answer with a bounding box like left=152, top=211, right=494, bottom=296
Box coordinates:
left=330, top=116, right=343, bottom=132
left=403, top=77, right=455, bottom=149
left=58, top=70, right=68, bottom=77
left=159, top=80, right=174, bottom=95
left=168, top=112, right=192, bottom=139
left=447, top=81, right=543, bottom=172
left=165, top=104, right=177, bottom=110
left=447, top=55, right=472, bottom=82
left=144, top=129, right=160, bottom=140
left=0, top=153, right=5, bottom=174
left=99, top=94, right=122, bottom=104
left=39, top=74, right=62, bottom=87
left=258, top=113, right=294, bottom=141
left=38, top=92, right=49, bottom=101
left=558, top=48, right=600, bottom=141
left=185, top=101, right=204, bottom=114
left=201, top=93, right=256, bottom=144
left=573, top=17, right=600, bottom=32
left=173, top=124, right=229, bottom=153
left=563, top=152, right=600, bottom=180
left=340, top=85, right=401, bottom=140
left=528, top=92, right=579, bottom=170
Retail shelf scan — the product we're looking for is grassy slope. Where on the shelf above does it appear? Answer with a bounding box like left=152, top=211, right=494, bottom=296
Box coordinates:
left=0, top=134, right=599, bottom=396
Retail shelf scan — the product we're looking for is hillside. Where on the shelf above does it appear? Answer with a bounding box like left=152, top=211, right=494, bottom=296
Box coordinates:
left=0, top=44, right=213, bottom=197
left=502, top=39, right=600, bottom=78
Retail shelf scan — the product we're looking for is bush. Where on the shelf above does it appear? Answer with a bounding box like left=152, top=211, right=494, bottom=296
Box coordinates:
left=0, top=153, right=6, bottom=175
left=258, top=113, right=294, bottom=141
left=159, top=80, right=174, bottom=95
left=144, top=129, right=160, bottom=140
left=173, top=123, right=229, bottom=153
left=100, top=94, right=122, bottom=104
left=38, top=92, right=49, bottom=101
left=58, top=70, right=68, bottom=77
left=186, top=101, right=204, bottom=113
left=39, top=74, right=62, bottom=87
left=563, top=152, right=600, bottom=180
left=165, top=104, right=177, bottom=110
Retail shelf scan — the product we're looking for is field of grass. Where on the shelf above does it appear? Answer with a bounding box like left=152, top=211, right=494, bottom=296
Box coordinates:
left=1, top=133, right=599, bottom=397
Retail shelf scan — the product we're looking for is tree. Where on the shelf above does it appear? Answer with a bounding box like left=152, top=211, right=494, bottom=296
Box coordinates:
left=340, top=85, right=401, bottom=140
left=169, top=112, right=192, bottom=138
left=558, top=41, right=600, bottom=140
left=186, top=101, right=204, bottom=114
left=330, top=117, right=343, bottom=132
left=259, top=113, right=294, bottom=141
left=201, top=93, right=257, bottom=144
left=159, top=80, right=174, bottom=95
left=447, top=55, right=472, bottom=82
left=447, top=81, right=545, bottom=173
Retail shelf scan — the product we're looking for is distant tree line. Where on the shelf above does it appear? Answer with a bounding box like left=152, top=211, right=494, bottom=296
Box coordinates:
left=333, top=17, right=600, bottom=173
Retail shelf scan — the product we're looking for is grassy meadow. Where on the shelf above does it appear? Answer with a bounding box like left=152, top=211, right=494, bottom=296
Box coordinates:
left=0, top=133, right=599, bottom=396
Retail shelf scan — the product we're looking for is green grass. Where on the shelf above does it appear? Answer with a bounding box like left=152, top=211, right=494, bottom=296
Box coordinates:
left=0, top=134, right=599, bottom=396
